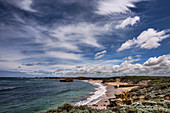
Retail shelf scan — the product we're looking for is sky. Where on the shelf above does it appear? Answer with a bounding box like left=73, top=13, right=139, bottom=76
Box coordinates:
left=0, top=0, right=170, bottom=77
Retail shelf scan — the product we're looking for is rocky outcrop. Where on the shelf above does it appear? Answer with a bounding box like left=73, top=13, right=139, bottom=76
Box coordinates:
left=60, top=79, right=73, bottom=82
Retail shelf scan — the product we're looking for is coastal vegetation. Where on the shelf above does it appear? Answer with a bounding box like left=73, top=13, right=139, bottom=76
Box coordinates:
left=45, top=104, right=114, bottom=113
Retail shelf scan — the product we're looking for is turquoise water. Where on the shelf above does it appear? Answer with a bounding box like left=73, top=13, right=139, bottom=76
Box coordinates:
left=0, top=78, right=96, bottom=113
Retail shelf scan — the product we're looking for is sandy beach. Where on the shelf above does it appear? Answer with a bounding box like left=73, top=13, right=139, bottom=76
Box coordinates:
left=86, top=80, right=137, bottom=109
left=85, top=80, right=121, bottom=109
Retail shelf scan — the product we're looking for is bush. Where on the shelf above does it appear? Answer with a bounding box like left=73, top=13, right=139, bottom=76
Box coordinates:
left=46, top=104, right=115, bottom=113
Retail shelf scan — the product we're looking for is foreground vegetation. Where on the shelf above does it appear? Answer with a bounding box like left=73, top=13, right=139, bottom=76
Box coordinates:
left=45, top=104, right=114, bottom=113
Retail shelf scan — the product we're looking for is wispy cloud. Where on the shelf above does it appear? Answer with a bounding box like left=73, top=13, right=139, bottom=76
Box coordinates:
left=135, top=55, right=142, bottom=58
left=0, top=0, right=169, bottom=77
left=118, top=28, right=170, bottom=52
left=123, top=56, right=141, bottom=63
left=115, top=16, right=140, bottom=29
left=96, top=0, right=145, bottom=15
left=50, top=23, right=108, bottom=51
left=7, top=0, right=37, bottom=12
left=94, top=50, right=107, bottom=59
left=47, top=51, right=83, bottom=60
left=19, top=0, right=37, bottom=12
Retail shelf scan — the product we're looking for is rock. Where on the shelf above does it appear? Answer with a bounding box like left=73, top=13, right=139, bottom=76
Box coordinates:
left=60, top=79, right=73, bottom=82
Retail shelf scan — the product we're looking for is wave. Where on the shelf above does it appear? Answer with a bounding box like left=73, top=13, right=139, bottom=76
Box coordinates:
left=0, top=86, right=20, bottom=91
left=75, top=80, right=107, bottom=106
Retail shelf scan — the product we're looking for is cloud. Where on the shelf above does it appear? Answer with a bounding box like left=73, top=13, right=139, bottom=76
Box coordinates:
left=118, top=28, right=170, bottom=52
left=103, top=59, right=122, bottom=64
left=6, top=0, right=37, bottom=12
left=66, top=54, right=170, bottom=75
left=94, top=50, right=107, bottom=59
left=115, top=16, right=140, bottom=29
left=17, top=0, right=37, bottom=12
left=124, top=56, right=132, bottom=60
left=22, top=62, right=58, bottom=66
left=50, top=23, right=108, bottom=51
left=144, top=55, right=170, bottom=66
left=96, top=0, right=145, bottom=15
left=0, top=61, right=21, bottom=70
left=124, top=56, right=141, bottom=63
left=117, top=39, right=135, bottom=52
left=15, top=54, right=170, bottom=76
left=135, top=55, right=142, bottom=58
left=47, top=51, right=83, bottom=60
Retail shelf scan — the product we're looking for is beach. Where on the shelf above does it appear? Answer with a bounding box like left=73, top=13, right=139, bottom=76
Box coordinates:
left=74, top=78, right=140, bottom=110
left=90, top=85, right=121, bottom=109
left=75, top=79, right=134, bottom=109
left=16, top=76, right=168, bottom=113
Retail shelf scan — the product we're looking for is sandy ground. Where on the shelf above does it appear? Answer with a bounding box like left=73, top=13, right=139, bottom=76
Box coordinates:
left=104, top=81, right=137, bottom=92
left=90, top=84, right=122, bottom=109
left=117, top=86, right=137, bottom=92
left=87, top=79, right=103, bottom=83
left=87, top=80, right=137, bottom=109
left=104, top=82, right=129, bottom=86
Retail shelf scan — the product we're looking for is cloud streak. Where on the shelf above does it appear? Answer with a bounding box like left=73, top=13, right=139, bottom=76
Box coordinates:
left=47, top=51, right=83, bottom=60
left=7, top=0, right=37, bottom=12
left=94, top=50, right=107, bottom=59
left=50, top=23, right=108, bottom=51
left=96, top=0, right=145, bottom=15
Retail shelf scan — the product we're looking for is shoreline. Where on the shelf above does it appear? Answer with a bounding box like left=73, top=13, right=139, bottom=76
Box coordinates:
left=74, top=80, right=107, bottom=106
left=75, top=79, right=138, bottom=109
left=44, top=76, right=170, bottom=113
left=74, top=80, right=123, bottom=109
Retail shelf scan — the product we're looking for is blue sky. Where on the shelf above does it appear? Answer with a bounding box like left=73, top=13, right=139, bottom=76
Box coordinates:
left=0, top=0, right=170, bottom=77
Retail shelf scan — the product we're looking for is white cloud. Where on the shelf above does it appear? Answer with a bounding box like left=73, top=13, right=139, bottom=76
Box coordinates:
left=0, top=62, right=21, bottom=70
left=67, top=54, right=170, bottom=75
left=96, top=0, right=145, bottom=15
left=17, top=54, right=170, bottom=76
left=124, top=56, right=141, bottom=63
left=115, top=16, right=140, bottom=29
left=117, top=39, right=135, bottom=52
left=8, top=0, right=37, bottom=12
left=144, top=55, right=170, bottom=66
left=18, top=0, right=37, bottom=12
left=135, top=55, right=142, bottom=58
left=103, top=59, right=122, bottom=64
left=47, top=51, right=83, bottom=60
left=94, top=50, right=107, bottom=59
left=45, top=39, right=79, bottom=51
left=50, top=23, right=108, bottom=51
left=118, top=28, right=170, bottom=52
left=124, top=56, right=132, bottom=60
left=0, top=52, right=28, bottom=62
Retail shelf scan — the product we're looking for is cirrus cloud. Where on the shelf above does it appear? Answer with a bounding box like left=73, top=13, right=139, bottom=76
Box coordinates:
left=94, top=50, right=107, bottom=59
left=47, top=51, right=83, bottom=61
left=96, top=0, right=146, bottom=15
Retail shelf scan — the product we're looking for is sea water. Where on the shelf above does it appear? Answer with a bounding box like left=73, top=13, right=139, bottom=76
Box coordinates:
left=0, top=78, right=97, bottom=113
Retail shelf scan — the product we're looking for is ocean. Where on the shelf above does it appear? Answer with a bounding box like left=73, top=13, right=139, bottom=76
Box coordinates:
left=0, top=78, right=100, bottom=113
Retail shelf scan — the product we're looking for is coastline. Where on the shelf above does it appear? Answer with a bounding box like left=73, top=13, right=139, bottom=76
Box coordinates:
left=74, top=79, right=139, bottom=109
left=75, top=80, right=122, bottom=109
left=74, top=80, right=107, bottom=106
left=44, top=76, right=170, bottom=113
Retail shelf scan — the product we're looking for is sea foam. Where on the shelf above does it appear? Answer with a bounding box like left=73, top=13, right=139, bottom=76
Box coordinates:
left=75, top=80, right=107, bottom=106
